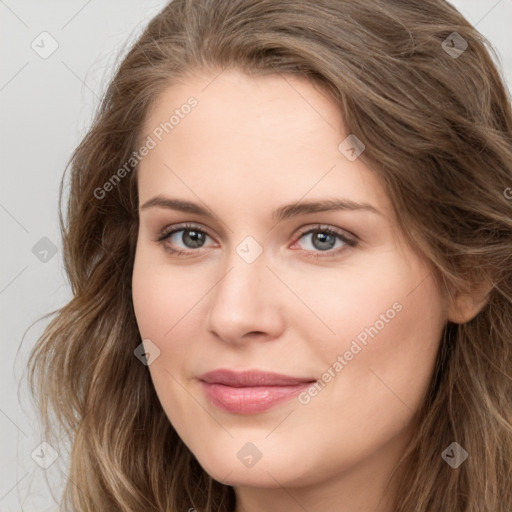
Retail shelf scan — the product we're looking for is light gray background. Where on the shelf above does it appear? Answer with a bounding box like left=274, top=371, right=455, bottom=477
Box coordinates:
left=1, top=1, right=511, bottom=510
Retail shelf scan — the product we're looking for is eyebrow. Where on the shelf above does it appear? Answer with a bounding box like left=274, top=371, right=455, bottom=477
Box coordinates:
left=140, top=196, right=382, bottom=221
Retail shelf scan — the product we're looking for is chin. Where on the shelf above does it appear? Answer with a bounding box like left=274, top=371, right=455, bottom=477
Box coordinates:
left=189, top=440, right=320, bottom=489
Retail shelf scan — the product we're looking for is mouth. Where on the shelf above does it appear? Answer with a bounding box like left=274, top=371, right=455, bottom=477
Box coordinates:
left=198, top=369, right=317, bottom=414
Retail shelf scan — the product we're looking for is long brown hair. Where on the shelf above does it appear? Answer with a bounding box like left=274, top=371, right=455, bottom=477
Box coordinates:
left=28, top=0, right=512, bottom=510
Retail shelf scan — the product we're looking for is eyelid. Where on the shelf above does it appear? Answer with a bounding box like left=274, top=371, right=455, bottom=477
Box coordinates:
left=293, top=224, right=356, bottom=243
left=156, top=222, right=217, bottom=244
left=156, top=222, right=356, bottom=242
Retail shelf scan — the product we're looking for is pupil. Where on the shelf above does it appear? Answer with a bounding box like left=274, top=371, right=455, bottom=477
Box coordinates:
left=313, top=232, right=335, bottom=251
left=184, top=230, right=205, bottom=248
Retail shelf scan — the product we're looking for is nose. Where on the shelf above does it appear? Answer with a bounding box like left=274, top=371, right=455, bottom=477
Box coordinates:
left=205, top=245, right=286, bottom=346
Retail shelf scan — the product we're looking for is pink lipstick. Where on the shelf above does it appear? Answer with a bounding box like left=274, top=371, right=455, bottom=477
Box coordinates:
left=199, top=369, right=316, bottom=414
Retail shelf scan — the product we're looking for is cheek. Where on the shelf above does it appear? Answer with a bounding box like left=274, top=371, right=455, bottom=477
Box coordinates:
left=131, top=247, right=201, bottom=425
left=290, top=268, right=446, bottom=476
left=131, top=244, right=212, bottom=394
left=307, top=244, right=444, bottom=391
left=302, top=251, right=440, bottom=356
left=317, top=263, right=446, bottom=417
left=132, top=245, right=198, bottom=338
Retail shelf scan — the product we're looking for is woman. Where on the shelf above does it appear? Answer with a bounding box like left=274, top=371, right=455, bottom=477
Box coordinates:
left=28, top=0, right=512, bottom=510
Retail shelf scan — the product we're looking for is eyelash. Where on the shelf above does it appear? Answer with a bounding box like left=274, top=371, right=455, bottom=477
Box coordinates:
left=155, top=222, right=357, bottom=259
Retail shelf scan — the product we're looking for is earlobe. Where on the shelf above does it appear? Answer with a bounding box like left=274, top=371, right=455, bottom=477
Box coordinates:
left=446, top=279, right=494, bottom=324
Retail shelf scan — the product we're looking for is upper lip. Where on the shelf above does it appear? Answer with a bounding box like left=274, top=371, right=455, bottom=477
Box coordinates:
left=199, top=369, right=316, bottom=387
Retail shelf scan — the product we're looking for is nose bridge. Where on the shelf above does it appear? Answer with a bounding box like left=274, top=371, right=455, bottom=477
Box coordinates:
left=205, top=235, right=284, bottom=341
left=215, top=235, right=268, bottom=310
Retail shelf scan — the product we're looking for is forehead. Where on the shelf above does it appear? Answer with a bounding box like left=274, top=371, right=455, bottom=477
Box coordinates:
left=137, top=69, right=392, bottom=220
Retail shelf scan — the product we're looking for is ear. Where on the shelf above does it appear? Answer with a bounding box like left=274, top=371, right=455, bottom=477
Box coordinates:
left=446, top=279, right=494, bottom=324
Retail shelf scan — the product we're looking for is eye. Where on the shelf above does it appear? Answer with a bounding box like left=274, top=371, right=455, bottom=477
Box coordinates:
left=291, top=224, right=357, bottom=259
left=156, top=223, right=216, bottom=256
left=155, top=222, right=357, bottom=259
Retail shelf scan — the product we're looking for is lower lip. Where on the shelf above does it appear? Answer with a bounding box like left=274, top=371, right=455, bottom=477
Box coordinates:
left=200, top=381, right=313, bottom=414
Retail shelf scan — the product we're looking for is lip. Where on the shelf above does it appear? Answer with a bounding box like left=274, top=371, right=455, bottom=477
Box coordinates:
left=199, top=369, right=316, bottom=414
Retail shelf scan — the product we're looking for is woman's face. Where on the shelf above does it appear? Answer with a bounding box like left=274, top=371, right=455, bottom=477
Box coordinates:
left=132, top=69, right=448, bottom=508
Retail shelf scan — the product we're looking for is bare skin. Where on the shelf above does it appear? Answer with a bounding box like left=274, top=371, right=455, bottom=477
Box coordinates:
left=132, top=68, right=486, bottom=512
